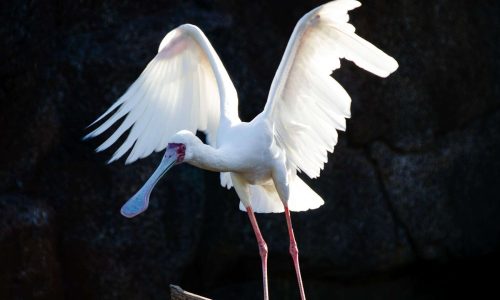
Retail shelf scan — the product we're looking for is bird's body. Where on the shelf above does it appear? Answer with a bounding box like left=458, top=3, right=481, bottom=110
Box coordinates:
left=176, top=118, right=277, bottom=185
left=169, top=111, right=323, bottom=214
left=85, top=1, right=398, bottom=299
left=218, top=118, right=276, bottom=185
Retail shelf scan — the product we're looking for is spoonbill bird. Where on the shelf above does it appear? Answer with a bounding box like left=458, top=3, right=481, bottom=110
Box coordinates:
left=85, top=0, right=398, bottom=298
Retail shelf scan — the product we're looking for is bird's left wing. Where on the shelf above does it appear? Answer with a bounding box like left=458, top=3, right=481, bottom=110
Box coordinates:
left=262, top=0, right=398, bottom=178
left=85, top=24, right=237, bottom=164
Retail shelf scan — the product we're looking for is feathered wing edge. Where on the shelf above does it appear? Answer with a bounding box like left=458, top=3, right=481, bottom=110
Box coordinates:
left=84, top=24, right=238, bottom=165
left=263, top=0, right=398, bottom=179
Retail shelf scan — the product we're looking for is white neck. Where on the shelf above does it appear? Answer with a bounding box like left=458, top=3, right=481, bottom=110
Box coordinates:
left=187, top=143, right=234, bottom=172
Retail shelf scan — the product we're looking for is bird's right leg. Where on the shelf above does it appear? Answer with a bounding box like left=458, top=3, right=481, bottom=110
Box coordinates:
left=247, top=206, right=269, bottom=300
left=231, top=174, right=269, bottom=300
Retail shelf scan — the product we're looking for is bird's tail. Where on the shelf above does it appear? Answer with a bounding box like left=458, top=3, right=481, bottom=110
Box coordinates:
left=239, top=176, right=324, bottom=213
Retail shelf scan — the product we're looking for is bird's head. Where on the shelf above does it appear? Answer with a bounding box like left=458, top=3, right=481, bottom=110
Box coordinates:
left=165, top=130, right=202, bottom=163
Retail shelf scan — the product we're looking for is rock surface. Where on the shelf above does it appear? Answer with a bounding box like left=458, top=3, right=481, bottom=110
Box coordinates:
left=1, top=0, right=499, bottom=299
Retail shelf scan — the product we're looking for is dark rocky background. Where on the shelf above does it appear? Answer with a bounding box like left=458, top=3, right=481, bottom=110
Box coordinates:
left=1, top=0, right=499, bottom=299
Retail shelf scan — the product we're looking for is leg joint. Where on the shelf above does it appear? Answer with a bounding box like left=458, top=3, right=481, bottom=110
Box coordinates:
left=258, top=241, right=268, bottom=257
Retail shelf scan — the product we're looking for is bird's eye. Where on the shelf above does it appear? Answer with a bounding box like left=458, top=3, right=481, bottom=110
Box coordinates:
left=176, top=144, right=186, bottom=156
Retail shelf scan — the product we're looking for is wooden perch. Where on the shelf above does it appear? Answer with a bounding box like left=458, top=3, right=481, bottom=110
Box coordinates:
left=170, top=285, right=212, bottom=300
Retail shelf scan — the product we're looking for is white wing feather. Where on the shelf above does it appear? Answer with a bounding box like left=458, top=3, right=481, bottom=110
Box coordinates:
left=85, top=24, right=238, bottom=164
left=263, top=0, right=398, bottom=178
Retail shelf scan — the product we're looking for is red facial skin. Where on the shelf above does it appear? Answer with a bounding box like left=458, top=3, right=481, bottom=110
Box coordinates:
left=167, top=143, right=186, bottom=163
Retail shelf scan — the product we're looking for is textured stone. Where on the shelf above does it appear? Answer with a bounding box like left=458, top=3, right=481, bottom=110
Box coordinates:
left=370, top=110, right=500, bottom=260
left=0, top=194, right=62, bottom=299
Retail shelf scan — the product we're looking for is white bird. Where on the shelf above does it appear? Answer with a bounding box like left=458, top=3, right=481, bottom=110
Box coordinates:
left=85, top=1, right=398, bottom=299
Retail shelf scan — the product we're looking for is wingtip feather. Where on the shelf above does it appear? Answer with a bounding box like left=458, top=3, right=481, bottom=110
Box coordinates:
left=320, top=0, right=362, bottom=15
left=380, top=57, right=399, bottom=78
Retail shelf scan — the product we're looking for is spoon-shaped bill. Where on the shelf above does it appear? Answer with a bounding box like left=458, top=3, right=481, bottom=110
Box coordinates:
left=120, top=150, right=178, bottom=218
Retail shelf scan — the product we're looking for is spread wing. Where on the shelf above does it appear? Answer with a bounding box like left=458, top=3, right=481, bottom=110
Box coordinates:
left=85, top=24, right=238, bottom=164
left=263, top=0, right=398, bottom=178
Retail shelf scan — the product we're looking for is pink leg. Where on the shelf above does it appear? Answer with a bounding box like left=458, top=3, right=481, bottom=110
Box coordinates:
left=246, top=207, right=269, bottom=300
left=285, top=206, right=306, bottom=300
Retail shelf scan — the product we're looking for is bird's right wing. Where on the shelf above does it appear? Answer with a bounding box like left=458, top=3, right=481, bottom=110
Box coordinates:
left=262, top=0, right=398, bottom=178
left=85, top=24, right=239, bottom=164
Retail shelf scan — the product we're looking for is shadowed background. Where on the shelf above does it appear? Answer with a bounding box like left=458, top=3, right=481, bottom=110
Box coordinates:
left=1, top=0, right=499, bottom=299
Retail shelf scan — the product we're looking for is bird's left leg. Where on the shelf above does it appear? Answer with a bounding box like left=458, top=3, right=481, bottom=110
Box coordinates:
left=272, top=166, right=307, bottom=300
left=231, top=174, right=269, bottom=300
